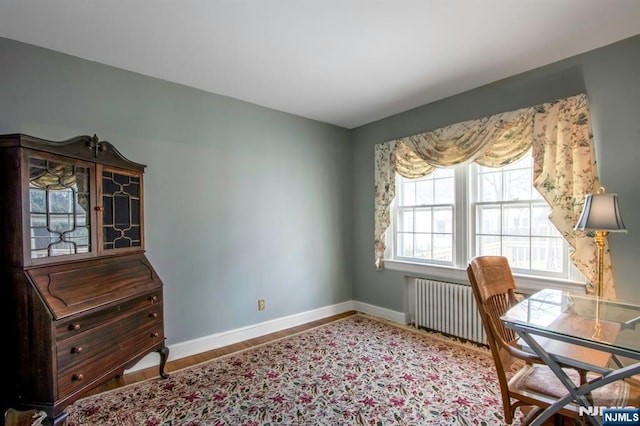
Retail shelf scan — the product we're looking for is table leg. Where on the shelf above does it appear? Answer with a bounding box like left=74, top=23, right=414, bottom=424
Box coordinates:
left=518, top=331, right=601, bottom=426
left=516, top=331, right=640, bottom=426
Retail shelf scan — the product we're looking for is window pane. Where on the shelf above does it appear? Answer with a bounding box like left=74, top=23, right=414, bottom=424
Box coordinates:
left=50, top=215, right=74, bottom=233
left=67, top=228, right=90, bottom=247
left=531, top=205, right=558, bottom=236
left=504, top=154, right=532, bottom=170
left=477, top=235, right=501, bottom=256
left=503, top=236, right=530, bottom=269
left=433, top=234, right=453, bottom=261
left=398, top=210, right=414, bottom=232
left=397, top=233, right=414, bottom=257
left=415, top=208, right=431, bottom=233
left=502, top=205, right=530, bottom=236
left=532, top=186, right=544, bottom=200
left=401, top=182, right=415, bottom=205
left=531, top=237, right=564, bottom=273
left=32, top=232, right=57, bottom=250
left=49, top=190, right=74, bottom=214
left=504, top=169, right=532, bottom=201
left=477, top=171, right=502, bottom=202
left=30, top=214, right=47, bottom=227
left=415, top=181, right=433, bottom=205
left=433, top=207, right=452, bottom=233
left=476, top=205, right=500, bottom=234
left=436, top=167, right=454, bottom=178
left=434, top=177, right=454, bottom=204
left=50, top=241, right=75, bottom=256
left=30, top=189, right=47, bottom=213
left=414, top=234, right=431, bottom=259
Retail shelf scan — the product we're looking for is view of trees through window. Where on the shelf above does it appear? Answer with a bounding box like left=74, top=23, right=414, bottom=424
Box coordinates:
left=393, top=151, right=569, bottom=278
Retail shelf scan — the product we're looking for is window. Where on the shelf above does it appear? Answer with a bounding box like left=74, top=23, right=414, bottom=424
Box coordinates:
left=389, top=152, right=578, bottom=282
left=473, top=154, right=566, bottom=276
left=395, top=168, right=454, bottom=264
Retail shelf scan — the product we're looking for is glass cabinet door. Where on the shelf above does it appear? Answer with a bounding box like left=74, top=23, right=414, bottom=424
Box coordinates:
left=101, top=168, right=142, bottom=250
left=29, top=155, right=92, bottom=259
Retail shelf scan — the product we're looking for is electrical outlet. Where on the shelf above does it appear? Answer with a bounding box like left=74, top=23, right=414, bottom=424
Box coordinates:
left=258, top=299, right=265, bottom=311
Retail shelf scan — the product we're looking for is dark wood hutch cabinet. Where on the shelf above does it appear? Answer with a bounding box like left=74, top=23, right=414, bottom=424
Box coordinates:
left=0, top=133, right=168, bottom=425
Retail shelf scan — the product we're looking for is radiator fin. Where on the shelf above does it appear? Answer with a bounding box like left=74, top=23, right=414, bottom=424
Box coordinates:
left=414, top=278, right=487, bottom=345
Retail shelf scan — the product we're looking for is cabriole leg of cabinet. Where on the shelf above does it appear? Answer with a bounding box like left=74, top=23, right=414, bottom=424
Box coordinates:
left=47, top=412, right=68, bottom=426
left=158, top=346, right=170, bottom=379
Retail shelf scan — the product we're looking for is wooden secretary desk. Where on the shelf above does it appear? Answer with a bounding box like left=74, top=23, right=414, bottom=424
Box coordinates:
left=0, top=133, right=168, bottom=425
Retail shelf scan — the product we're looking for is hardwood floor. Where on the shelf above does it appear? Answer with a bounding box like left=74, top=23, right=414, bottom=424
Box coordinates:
left=84, top=310, right=358, bottom=397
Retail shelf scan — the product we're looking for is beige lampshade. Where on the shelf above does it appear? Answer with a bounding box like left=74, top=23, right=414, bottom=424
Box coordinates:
left=575, top=193, right=627, bottom=232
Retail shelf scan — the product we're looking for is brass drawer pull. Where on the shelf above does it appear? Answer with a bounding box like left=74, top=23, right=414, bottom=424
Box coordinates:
left=150, top=332, right=159, bottom=338
left=149, top=295, right=158, bottom=303
left=71, top=346, right=84, bottom=354
left=148, top=312, right=158, bottom=318
left=72, top=373, right=84, bottom=381
left=68, top=323, right=81, bottom=331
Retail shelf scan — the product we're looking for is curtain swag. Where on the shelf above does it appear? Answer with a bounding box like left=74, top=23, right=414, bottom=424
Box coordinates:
left=374, top=93, right=616, bottom=298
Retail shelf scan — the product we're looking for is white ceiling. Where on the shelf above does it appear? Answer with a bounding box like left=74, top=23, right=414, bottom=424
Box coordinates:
left=1, top=1, right=640, bottom=129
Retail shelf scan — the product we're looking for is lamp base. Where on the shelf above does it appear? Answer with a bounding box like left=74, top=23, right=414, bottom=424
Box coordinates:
left=594, top=231, right=608, bottom=299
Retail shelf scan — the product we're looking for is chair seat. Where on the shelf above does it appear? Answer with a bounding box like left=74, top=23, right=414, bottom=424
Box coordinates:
left=510, top=363, right=631, bottom=414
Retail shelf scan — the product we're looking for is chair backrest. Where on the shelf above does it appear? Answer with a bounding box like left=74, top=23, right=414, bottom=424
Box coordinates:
left=467, top=256, right=519, bottom=361
left=467, top=256, right=528, bottom=420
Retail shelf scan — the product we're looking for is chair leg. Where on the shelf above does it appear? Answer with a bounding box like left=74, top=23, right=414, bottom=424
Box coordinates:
left=522, top=409, right=569, bottom=426
left=579, top=370, right=587, bottom=385
left=521, top=406, right=545, bottom=426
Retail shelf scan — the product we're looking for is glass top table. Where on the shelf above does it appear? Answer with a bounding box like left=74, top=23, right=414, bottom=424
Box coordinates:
left=501, top=288, right=640, bottom=425
left=502, top=288, right=640, bottom=356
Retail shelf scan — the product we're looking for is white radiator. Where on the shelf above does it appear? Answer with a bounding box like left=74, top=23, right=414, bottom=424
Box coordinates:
left=413, top=278, right=487, bottom=345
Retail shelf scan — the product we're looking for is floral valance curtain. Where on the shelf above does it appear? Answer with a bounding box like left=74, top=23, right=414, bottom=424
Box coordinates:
left=374, top=93, right=616, bottom=298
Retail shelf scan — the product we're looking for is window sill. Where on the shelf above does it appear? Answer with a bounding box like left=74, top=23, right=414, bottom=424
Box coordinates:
left=383, top=259, right=587, bottom=295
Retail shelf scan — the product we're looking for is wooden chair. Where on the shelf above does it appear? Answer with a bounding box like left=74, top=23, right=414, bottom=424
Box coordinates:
left=467, top=255, right=638, bottom=425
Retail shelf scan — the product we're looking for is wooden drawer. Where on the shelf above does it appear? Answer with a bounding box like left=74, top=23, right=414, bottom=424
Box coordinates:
left=56, top=291, right=162, bottom=341
left=57, top=322, right=164, bottom=399
left=57, top=301, right=163, bottom=373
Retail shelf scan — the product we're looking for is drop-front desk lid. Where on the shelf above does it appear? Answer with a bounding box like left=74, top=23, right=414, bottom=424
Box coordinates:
left=26, top=253, right=162, bottom=320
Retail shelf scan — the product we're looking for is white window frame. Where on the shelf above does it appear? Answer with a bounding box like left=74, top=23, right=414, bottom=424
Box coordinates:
left=393, top=169, right=456, bottom=266
left=384, top=159, right=586, bottom=294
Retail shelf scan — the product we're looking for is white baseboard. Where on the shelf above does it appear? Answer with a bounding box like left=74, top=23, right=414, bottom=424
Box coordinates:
left=351, top=300, right=407, bottom=324
left=126, top=300, right=357, bottom=373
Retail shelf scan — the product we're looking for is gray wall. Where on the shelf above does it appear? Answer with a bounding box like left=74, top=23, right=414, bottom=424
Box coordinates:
left=2, top=33, right=639, bottom=348
left=0, top=38, right=353, bottom=344
left=351, top=34, right=640, bottom=307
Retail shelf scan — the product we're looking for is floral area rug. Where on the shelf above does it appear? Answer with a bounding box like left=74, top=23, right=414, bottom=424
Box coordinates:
left=66, top=314, right=520, bottom=425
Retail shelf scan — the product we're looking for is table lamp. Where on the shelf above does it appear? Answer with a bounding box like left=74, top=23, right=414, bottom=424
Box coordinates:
left=574, top=187, right=627, bottom=298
